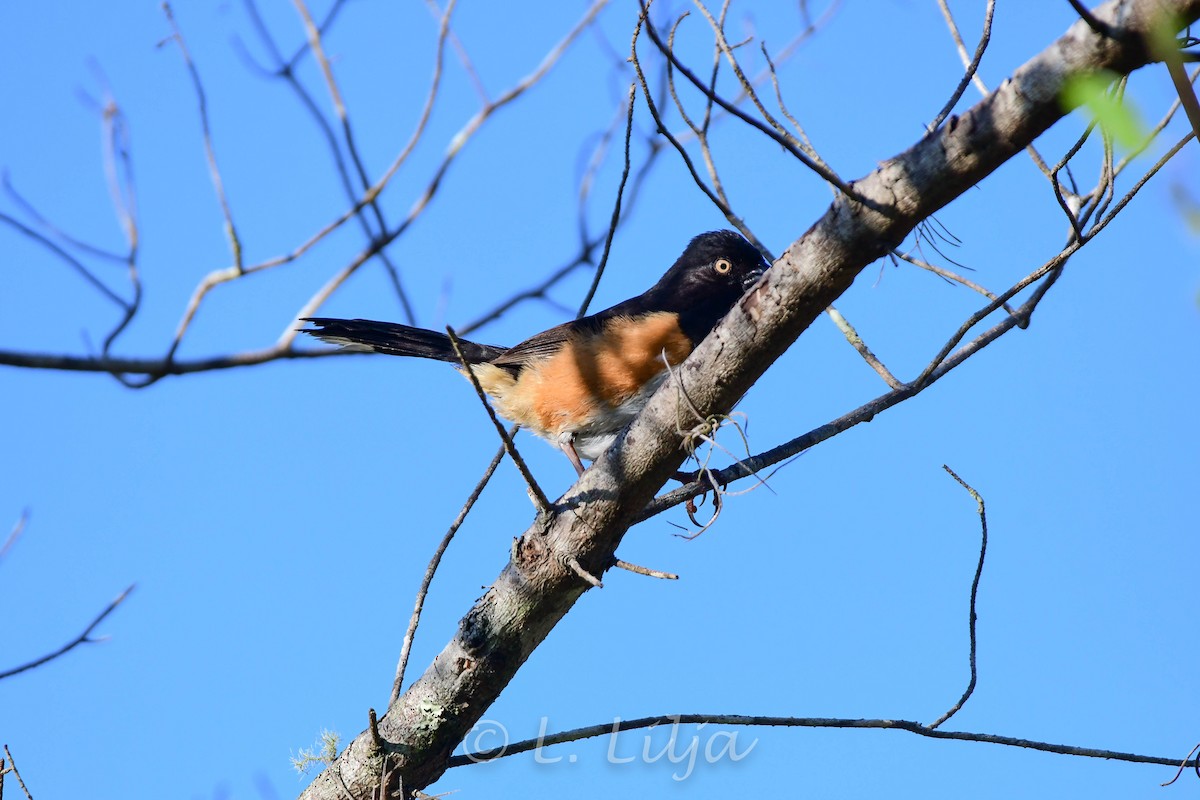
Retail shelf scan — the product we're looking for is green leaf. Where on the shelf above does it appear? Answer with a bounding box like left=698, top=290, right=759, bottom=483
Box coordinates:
left=1060, top=70, right=1147, bottom=150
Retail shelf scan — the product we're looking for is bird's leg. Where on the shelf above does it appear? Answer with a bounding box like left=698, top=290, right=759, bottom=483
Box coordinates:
left=558, top=434, right=587, bottom=477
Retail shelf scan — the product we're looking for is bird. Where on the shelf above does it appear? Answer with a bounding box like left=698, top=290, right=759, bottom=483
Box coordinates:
left=301, top=230, right=770, bottom=475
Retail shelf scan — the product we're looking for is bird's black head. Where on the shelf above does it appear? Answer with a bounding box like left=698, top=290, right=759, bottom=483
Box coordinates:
left=648, top=229, right=771, bottom=341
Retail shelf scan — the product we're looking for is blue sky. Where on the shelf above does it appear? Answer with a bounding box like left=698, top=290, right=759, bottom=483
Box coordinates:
left=2, top=2, right=1197, bottom=798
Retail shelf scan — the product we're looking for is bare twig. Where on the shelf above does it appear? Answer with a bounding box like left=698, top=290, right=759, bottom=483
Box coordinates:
left=1161, top=741, right=1200, bottom=786
left=1113, top=66, right=1199, bottom=177
left=0, top=213, right=129, bottom=309
left=937, top=0, right=1052, bottom=176
left=640, top=1, right=877, bottom=209
left=159, top=3, right=255, bottom=376
left=2, top=172, right=126, bottom=262
left=460, top=155, right=659, bottom=335
left=444, top=327, right=552, bottom=515
left=0, top=510, right=28, bottom=565
left=689, top=0, right=814, bottom=170
left=279, top=0, right=350, bottom=71
left=891, top=249, right=1019, bottom=317
left=448, top=712, right=1200, bottom=769
left=1049, top=121, right=1097, bottom=244
left=927, top=466, right=988, bottom=730
left=911, top=241, right=1078, bottom=391
left=0, top=585, right=135, bottom=680
left=565, top=555, right=604, bottom=588
left=425, top=0, right=488, bottom=103
left=161, top=3, right=243, bottom=275
left=466, top=99, right=663, bottom=336
left=147, top=0, right=597, bottom=369
left=291, top=0, right=347, bottom=121
left=460, top=255, right=595, bottom=335
left=0, top=342, right=335, bottom=376
left=291, top=0, right=421, bottom=323
left=1093, top=131, right=1195, bottom=231
left=928, top=0, right=995, bottom=131
left=3, top=745, right=35, bottom=800
left=666, top=0, right=843, bottom=146
left=390, top=442, right=509, bottom=704
left=611, top=557, right=678, bottom=580
left=825, top=305, right=902, bottom=389
left=1066, top=0, right=1133, bottom=42
left=630, top=9, right=765, bottom=251
left=577, top=83, right=637, bottom=319
left=665, top=12, right=734, bottom=212
left=759, top=43, right=830, bottom=172
left=240, top=0, right=414, bottom=322
left=94, top=87, right=143, bottom=366
left=281, top=0, right=609, bottom=344
left=18, top=2, right=611, bottom=388
left=697, top=0, right=731, bottom=140
left=575, top=99, right=621, bottom=248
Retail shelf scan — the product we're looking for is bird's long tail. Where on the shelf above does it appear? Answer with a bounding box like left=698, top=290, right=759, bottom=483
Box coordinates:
left=300, top=318, right=507, bottom=364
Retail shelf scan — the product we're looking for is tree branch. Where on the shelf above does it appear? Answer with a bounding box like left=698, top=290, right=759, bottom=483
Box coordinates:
left=927, top=467, right=988, bottom=730
left=449, top=713, right=1200, bottom=770
left=0, top=585, right=135, bottom=680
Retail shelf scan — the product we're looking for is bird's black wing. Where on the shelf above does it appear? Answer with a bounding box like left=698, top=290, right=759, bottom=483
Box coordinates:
left=489, top=318, right=590, bottom=367
left=489, top=295, right=651, bottom=368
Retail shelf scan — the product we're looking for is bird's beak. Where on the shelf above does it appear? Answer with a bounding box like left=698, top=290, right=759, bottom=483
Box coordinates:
left=742, top=263, right=767, bottom=291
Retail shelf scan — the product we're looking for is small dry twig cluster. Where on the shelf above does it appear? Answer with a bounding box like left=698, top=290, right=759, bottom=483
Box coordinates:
left=0, top=0, right=632, bottom=384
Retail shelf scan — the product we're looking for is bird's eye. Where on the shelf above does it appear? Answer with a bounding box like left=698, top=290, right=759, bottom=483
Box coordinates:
left=714, top=258, right=732, bottom=274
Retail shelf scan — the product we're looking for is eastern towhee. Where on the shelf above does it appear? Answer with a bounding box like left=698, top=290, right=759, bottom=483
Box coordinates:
left=302, top=230, right=770, bottom=475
